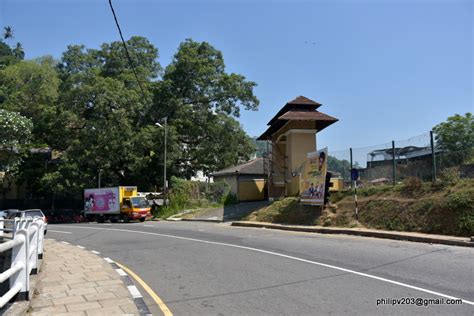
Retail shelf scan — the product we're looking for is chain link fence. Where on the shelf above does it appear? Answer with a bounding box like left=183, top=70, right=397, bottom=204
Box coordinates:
left=328, top=131, right=473, bottom=189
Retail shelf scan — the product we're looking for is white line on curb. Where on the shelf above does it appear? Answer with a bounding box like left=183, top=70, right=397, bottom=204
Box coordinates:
left=77, top=245, right=85, bottom=249
left=104, top=257, right=114, bottom=263
left=49, top=230, right=72, bottom=234
left=61, top=241, right=69, bottom=244
left=127, top=285, right=142, bottom=298
left=115, top=268, right=127, bottom=276
left=143, top=225, right=153, bottom=227
left=91, top=250, right=100, bottom=254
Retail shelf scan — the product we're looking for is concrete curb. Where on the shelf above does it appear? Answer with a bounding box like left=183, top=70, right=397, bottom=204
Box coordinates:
left=231, top=221, right=474, bottom=248
left=181, top=218, right=222, bottom=223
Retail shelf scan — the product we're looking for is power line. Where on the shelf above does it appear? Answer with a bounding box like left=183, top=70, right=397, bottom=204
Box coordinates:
left=107, top=0, right=147, bottom=99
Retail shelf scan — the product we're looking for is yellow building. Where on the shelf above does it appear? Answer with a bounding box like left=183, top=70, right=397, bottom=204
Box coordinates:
left=257, top=96, right=338, bottom=199
left=212, top=158, right=267, bottom=202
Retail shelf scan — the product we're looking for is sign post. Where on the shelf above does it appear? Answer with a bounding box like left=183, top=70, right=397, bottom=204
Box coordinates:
left=351, top=168, right=359, bottom=222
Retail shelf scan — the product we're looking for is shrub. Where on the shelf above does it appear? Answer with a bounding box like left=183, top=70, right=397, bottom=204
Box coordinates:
left=445, top=189, right=474, bottom=236
left=221, top=192, right=238, bottom=205
left=401, top=177, right=423, bottom=197
left=439, top=167, right=460, bottom=186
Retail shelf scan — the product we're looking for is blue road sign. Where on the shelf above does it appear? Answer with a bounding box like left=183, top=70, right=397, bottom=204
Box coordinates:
left=351, top=168, right=359, bottom=181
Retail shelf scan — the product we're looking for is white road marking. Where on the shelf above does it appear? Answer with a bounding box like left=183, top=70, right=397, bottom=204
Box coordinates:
left=48, top=230, right=72, bottom=234
left=127, top=285, right=143, bottom=298
left=61, top=241, right=70, bottom=244
left=91, top=250, right=100, bottom=255
left=53, top=225, right=474, bottom=306
left=143, top=225, right=153, bottom=227
left=115, top=268, right=127, bottom=276
left=76, top=245, right=85, bottom=249
left=104, top=257, right=114, bottom=263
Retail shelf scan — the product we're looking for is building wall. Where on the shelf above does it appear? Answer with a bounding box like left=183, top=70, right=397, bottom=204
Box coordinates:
left=238, top=179, right=266, bottom=201
left=286, top=131, right=316, bottom=196
left=214, top=175, right=267, bottom=201
left=269, top=121, right=318, bottom=198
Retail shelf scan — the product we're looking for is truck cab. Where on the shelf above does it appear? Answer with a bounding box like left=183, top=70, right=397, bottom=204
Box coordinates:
left=122, top=196, right=150, bottom=222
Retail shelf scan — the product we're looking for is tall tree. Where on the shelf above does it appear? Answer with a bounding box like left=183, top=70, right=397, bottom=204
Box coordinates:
left=153, top=39, right=259, bottom=177
left=433, top=113, right=474, bottom=164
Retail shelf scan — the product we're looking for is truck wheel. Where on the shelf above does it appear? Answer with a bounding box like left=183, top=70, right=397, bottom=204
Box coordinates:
left=122, top=216, right=130, bottom=223
left=97, top=216, right=105, bottom=223
left=139, top=218, right=145, bottom=222
left=111, top=218, right=118, bottom=223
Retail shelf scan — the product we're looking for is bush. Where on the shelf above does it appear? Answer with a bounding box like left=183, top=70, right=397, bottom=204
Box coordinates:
left=439, top=167, right=460, bottom=186
left=445, top=189, right=474, bottom=236
left=221, top=192, right=238, bottom=205
left=401, top=177, right=423, bottom=197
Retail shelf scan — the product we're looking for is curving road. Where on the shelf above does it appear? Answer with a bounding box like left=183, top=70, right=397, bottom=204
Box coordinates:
left=48, top=221, right=473, bottom=315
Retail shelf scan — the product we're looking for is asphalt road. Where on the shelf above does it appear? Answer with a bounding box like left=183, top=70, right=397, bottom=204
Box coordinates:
left=48, top=221, right=474, bottom=315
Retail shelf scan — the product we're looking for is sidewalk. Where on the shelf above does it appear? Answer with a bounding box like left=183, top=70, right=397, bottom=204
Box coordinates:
left=231, top=221, right=474, bottom=247
left=29, top=239, right=140, bottom=315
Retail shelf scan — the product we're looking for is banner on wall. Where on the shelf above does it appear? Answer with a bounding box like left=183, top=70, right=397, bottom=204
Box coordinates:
left=299, top=147, right=328, bottom=205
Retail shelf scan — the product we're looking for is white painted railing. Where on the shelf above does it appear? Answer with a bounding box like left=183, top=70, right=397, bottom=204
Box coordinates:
left=0, top=217, right=45, bottom=308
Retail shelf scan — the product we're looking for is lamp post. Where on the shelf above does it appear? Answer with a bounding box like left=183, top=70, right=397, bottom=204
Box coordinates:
left=155, top=117, right=168, bottom=202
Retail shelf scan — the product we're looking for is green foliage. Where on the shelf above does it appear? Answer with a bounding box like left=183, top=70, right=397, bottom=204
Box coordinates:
left=221, top=192, right=238, bottom=205
left=438, top=167, right=460, bottom=186
left=0, top=109, right=33, bottom=147
left=154, top=39, right=258, bottom=177
left=158, top=176, right=231, bottom=218
left=251, top=137, right=270, bottom=158
left=0, top=109, right=32, bottom=172
left=433, top=113, right=474, bottom=165
left=0, top=35, right=259, bottom=201
left=445, top=189, right=474, bottom=236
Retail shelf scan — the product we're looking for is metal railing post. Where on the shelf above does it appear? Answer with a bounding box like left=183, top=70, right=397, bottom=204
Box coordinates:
left=10, top=230, right=29, bottom=301
left=29, top=222, right=39, bottom=275
left=37, top=219, right=44, bottom=259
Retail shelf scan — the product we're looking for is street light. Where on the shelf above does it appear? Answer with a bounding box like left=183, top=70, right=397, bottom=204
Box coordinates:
left=155, top=117, right=168, bottom=201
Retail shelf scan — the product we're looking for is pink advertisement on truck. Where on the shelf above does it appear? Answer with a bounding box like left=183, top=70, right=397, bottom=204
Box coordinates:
left=84, top=187, right=120, bottom=213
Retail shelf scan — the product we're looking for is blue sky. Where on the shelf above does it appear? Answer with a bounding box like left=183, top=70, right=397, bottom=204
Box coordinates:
left=1, top=0, right=472, bottom=153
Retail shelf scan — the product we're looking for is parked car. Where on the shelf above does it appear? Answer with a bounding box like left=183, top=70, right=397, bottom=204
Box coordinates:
left=5, top=209, right=48, bottom=235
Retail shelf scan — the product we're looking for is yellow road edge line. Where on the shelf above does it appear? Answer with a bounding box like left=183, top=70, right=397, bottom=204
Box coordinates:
left=115, top=261, right=173, bottom=316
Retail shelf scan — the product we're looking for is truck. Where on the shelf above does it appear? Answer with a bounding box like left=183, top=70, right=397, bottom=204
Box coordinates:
left=84, top=186, right=151, bottom=223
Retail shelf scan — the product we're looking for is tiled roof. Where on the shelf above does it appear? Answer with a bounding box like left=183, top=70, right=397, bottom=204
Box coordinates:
left=278, top=109, right=338, bottom=121
left=267, top=95, right=322, bottom=125
left=287, top=96, right=322, bottom=106
left=211, top=158, right=265, bottom=176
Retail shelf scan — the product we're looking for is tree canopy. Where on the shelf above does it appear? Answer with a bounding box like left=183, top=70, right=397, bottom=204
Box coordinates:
left=433, top=113, right=474, bottom=164
left=0, top=33, right=258, bottom=198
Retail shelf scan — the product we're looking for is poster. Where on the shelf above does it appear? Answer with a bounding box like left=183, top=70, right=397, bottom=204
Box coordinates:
left=299, top=147, right=328, bottom=205
left=84, top=187, right=120, bottom=213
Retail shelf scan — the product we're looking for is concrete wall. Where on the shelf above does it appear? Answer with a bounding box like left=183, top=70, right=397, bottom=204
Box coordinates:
left=238, top=179, right=266, bottom=201
left=286, top=131, right=316, bottom=196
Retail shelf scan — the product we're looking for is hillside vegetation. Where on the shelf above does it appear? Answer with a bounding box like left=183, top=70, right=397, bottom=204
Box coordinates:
left=245, top=173, right=474, bottom=237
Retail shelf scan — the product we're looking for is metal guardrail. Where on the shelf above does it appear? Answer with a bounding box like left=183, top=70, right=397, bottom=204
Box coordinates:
left=0, top=217, right=45, bottom=308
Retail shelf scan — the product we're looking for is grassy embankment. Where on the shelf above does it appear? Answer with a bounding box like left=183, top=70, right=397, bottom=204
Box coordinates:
left=244, top=175, right=474, bottom=237
left=156, top=177, right=237, bottom=219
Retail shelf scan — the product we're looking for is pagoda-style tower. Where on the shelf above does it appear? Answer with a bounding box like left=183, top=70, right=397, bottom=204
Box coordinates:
left=257, top=96, right=338, bottom=198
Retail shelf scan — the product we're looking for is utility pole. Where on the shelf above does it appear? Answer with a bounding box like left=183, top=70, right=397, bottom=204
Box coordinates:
left=164, top=116, right=168, bottom=201
left=430, top=130, right=437, bottom=182
left=156, top=117, right=168, bottom=205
